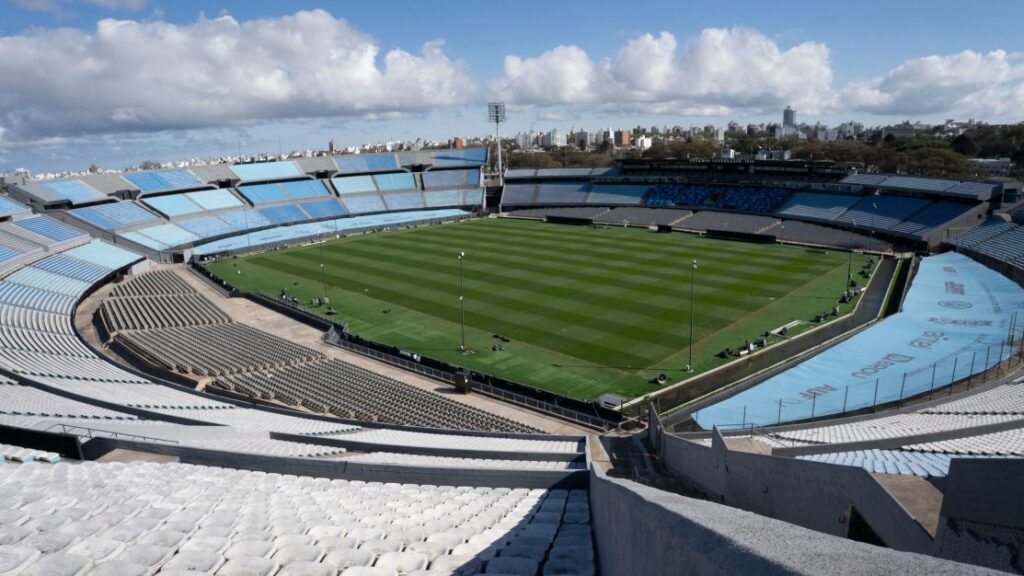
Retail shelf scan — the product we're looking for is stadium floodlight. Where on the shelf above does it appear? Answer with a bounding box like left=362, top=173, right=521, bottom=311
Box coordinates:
left=688, top=259, right=698, bottom=372
left=488, top=102, right=507, bottom=186
left=458, top=251, right=467, bottom=352
left=847, top=220, right=855, bottom=292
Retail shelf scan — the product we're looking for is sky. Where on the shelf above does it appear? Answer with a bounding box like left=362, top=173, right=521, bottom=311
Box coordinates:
left=1, top=0, right=1023, bottom=173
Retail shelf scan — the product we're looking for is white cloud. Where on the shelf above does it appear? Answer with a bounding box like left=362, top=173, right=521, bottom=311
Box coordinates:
left=491, top=28, right=836, bottom=115
left=842, top=50, right=1024, bottom=120
left=0, top=10, right=477, bottom=143
left=491, top=45, right=596, bottom=106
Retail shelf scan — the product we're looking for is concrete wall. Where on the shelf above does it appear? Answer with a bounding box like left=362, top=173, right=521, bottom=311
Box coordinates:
left=658, top=431, right=933, bottom=553
left=933, top=458, right=1024, bottom=573
left=81, top=437, right=587, bottom=490
left=589, top=468, right=996, bottom=576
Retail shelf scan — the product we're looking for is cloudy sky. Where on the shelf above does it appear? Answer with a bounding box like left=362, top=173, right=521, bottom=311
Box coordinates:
left=1, top=0, right=1023, bottom=172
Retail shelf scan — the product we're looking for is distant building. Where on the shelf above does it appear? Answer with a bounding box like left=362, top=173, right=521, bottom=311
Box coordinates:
left=541, top=129, right=566, bottom=148
left=882, top=122, right=916, bottom=139
left=719, top=148, right=737, bottom=160
left=614, top=130, right=631, bottom=147
left=783, top=105, right=796, bottom=127
left=451, top=137, right=465, bottom=149
left=968, top=157, right=1013, bottom=175
left=634, top=136, right=653, bottom=151
left=755, top=149, right=792, bottom=161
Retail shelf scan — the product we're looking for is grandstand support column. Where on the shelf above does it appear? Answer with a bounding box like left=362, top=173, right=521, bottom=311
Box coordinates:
left=458, top=251, right=466, bottom=352
left=688, top=259, right=698, bottom=372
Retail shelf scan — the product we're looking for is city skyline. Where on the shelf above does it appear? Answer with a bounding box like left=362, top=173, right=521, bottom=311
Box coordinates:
left=1, top=0, right=1023, bottom=172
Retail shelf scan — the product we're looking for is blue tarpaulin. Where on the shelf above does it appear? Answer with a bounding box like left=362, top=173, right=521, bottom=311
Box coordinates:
left=695, top=252, right=1024, bottom=429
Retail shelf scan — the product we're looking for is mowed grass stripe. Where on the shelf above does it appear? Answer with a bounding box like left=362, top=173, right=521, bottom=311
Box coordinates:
left=212, top=218, right=865, bottom=400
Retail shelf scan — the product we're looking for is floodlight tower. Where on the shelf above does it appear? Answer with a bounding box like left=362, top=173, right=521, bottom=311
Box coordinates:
left=488, top=102, right=507, bottom=186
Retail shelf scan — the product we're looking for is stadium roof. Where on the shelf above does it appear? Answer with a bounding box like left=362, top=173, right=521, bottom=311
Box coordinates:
left=840, top=173, right=997, bottom=200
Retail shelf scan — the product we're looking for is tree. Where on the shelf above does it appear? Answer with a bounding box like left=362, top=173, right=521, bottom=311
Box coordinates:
left=951, top=134, right=978, bottom=157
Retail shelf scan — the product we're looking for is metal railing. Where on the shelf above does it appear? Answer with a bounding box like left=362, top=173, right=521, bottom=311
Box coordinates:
left=46, top=423, right=179, bottom=445
left=701, top=327, right=1024, bottom=432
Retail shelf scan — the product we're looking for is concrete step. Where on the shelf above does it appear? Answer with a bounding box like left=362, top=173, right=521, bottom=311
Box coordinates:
left=95, top=448, right=180, bottom=464
left=873, top=473, right=943, bottom=536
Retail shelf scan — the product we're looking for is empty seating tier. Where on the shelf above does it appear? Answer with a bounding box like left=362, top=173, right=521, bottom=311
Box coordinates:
left=674, top=212, right=780, bottom=234
left=214, top=358, right=539, bottom=433
left=0, top=460, right=594, bottom=576
left=117, top=324, right=325, bottom=377
left=833, top=195, right=932, bottom=231
left=593, top=207, right=692, bottom=227
left=774, top=192, right=859, bottom=222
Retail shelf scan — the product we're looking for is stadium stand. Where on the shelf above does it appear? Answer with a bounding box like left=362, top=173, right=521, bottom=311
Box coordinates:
left=332, top=174, right=378, bottom=195
left=422, top=168, right=481, bottom=189
left=776, top=220, right=885, bottom=251
left=259, top=204, right=309, bottom=225
left=192, top=209, right=469, bottom=256
left=340, top=194, right=387, bottom=215
left=586, top=184, right=649, bottom=205
left=297, top=199, right=347, bottom=220
left=674, top=211, right=780, bottom=234
left=890, top=201, right=975, bottom=237
left=594, top=207, right=692, bottom=227
left=695, top=252, right=1024, bottom=428
left=231, top=161, right=302, bottom=181
left=381, top=192, right=426, bottom=211
left=0, top=196, right=31, bottom=219
left=500, top=183, right=538, bottom=205
left=774, top=192, right=859, bottom=222
left=535, top=182, right=590, bottom=205
left=68, top=202, right=161, bottom=231
left=122, top=169, right=204, bottom=193
left=424, top=189, right=464, bottom=208
left=0, top=459, right=594, bottom=576
left=372, top=172, right=417, bottom=191
left=506, top=207, right=610, bottom=220
left=106, top=271, right=539, bottom=432
left=834, top=195, right=932, bottom=231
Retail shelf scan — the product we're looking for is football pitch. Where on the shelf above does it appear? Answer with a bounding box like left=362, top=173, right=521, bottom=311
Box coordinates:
left=205, top=218, right=871, bottom=401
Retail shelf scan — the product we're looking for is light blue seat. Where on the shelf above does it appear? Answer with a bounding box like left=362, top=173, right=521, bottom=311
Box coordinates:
left=33, top=254, right=110, bottom=282
left=260, top=204, right=308, bottom=224
left=43, top=180, right=106, bottom=203
left=341, top=195, right=386, bottom=215
left=12, top=216, right=86, bottom=243
left=424, top=190, right=462, bottom=207
left=382, top=192, right=425, bottom=211
left=123, top=169, right=203, bottom=193
left=217, top=209, right=271, bottom=230
left=71, top=202, right=159, bottom=230
left=282, top=180, right=330, bottom=200
left=232, top=161, right=301, bottom=181
left=0, top=197, right=29, bottom=218
left=238, top=184, right=289, bottom=205
left=186, top=190, right=243, bottom=211
left=133, top=224, right=199, bottom=247
left=372, top=172, right=416, bottom=191
left=177, top=215, right=236, bottom=238
left=332, top=175, right=377, bottom=195
left=142, top=194, right=204, bottom=218
left=62, top=240, right=142, bottom=269
left=298, top=200, right=347, bottom=219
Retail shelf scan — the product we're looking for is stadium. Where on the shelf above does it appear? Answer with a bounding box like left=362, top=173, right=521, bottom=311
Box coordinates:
left=0, top=139, right=1020, bottom=576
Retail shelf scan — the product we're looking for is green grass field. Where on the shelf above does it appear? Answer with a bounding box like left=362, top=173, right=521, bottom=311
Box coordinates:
left=205, top=218, right=870, bottom=401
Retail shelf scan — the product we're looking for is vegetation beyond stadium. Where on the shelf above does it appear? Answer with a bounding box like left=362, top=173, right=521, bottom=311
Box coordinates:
left=206, top=218, right=872, bottom=401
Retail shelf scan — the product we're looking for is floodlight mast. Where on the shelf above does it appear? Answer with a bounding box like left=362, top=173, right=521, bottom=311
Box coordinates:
left=488, top=102, right=506, bottom=187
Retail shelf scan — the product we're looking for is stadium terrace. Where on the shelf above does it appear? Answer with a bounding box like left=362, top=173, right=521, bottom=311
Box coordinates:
left=0, top=148, right=1022, bottom=575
